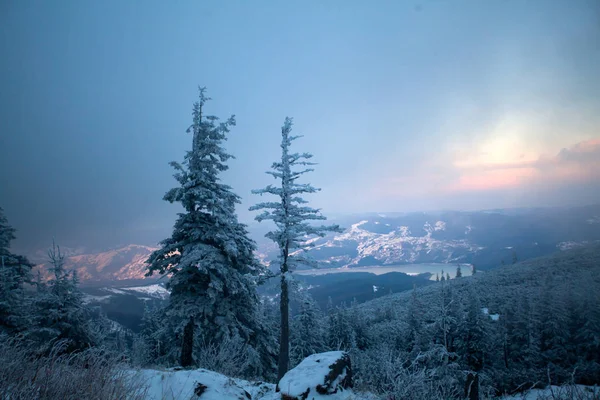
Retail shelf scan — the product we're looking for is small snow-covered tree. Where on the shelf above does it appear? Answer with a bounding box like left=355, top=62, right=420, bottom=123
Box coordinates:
left=250, top=117, right=342, bottom=380
left=406, top=285, right=425, bottom=354
left=290, top=294, right=326, bottom=367
left=461, top=288, right=486, bottom=372
left=146, top=88, right=276, bottom=378
left=0, top=207, right=33, bottom=334
left=455, top=264, right=462, bottom=278
left=30, top=241, right=95, bottom=353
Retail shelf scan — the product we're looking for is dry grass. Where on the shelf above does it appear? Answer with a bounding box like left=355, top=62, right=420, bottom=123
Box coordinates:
left=0, top=336, right=148, bottom=400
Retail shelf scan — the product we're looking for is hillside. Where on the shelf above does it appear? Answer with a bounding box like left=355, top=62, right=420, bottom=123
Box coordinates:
left=258, top=204, right=600, bottom=271
left=338, top=244, right=600, bottom=396
left=33, top=244, right=157, bottom=282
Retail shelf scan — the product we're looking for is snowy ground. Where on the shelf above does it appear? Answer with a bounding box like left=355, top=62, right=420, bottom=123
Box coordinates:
left=501, top=385, right=599, bottom=399
left=134, top=365, right=376, bottom=400
left=135, top=368, right=278, bottom=400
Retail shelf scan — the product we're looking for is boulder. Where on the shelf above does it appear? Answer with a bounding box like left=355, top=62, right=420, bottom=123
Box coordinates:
left=278, top=351, right=353, bottom=400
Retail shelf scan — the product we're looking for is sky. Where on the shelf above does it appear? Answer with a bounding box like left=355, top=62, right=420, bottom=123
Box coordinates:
left=1, top=0, right=599, bottom=253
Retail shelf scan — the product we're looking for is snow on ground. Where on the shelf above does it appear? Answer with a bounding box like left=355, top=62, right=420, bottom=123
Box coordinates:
left=105, top=288, right=127, bottom=295
left=137, top=368, right=277, bottom=400
left=135, top=366, right=374, bottom=400
left=482, top=307, right=500, bottom=322
left=82, top=294, right=112, bottom=304
left=501, top=385, right=599, bottom=399
left=279, top=351, right=354, bottom=400
left=587, top=216, right=600, bottom=224
left=123, top=284, right=170, bottom=299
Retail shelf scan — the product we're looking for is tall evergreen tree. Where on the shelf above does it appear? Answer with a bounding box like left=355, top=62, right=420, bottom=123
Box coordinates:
left=406, top=285, right=425, bottom=355
left=251, top=117, right=342, bottom=381
left=0, top=207, right=33, bottom=333
left=462, top=288, right=486, bottom=372
left=146, top=88, right=276, bottom=378
left=538, top=276, right=569, bottom=379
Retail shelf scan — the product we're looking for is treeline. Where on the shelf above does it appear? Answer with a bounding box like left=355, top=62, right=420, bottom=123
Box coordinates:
left=323, top=245, right=600, bottom=398
left=1, top=212, right=116, bottom=353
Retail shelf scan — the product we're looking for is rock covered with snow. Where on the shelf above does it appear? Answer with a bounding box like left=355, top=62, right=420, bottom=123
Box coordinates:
left=139, top=368, right=274, bottom=400
left=278, top=351, right=353, bottom=400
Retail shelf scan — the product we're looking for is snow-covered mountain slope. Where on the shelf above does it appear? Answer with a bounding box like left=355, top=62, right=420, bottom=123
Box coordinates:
left=34, top=244, right=158, bottom=282
left=83, top=283, right=169, bottom=303
left=30, top=204, right=600, bottom=282
left=256, top=204, right=600, bottom=271
left=302, top=219, right=483, bottom=267
left=81, top=282, right=169, bottom=332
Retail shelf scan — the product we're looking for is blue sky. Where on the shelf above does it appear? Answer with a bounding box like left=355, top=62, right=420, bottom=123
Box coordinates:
left=1, top=0, right=599, bottom=252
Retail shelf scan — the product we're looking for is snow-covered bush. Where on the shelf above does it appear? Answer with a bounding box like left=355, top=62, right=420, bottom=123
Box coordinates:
left=351, top=345, right=468, bottom=400
left=193, top=334, right=257, bottom=380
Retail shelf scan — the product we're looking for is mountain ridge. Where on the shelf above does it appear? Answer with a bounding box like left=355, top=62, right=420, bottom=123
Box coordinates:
left=31, top=204, right=600, bottom=283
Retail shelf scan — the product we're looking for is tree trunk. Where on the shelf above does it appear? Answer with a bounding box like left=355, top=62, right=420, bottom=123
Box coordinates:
left=465, top=372, right=480, bottom=400
left=277, top=273, right=290, bottom=383
left=181, top=316, right=194, bottom=368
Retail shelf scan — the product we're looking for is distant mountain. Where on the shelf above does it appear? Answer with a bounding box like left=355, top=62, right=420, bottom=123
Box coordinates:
left=34, top=244, right=158, bottom=282
left=81, top=282, right=168, bottom=332
left=31, top=204, right=600, bottom=283
left=256, top=204, right=600, bottom=270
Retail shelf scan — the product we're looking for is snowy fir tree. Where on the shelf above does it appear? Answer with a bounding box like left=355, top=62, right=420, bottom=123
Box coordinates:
left=461, top=288, right=486, bottom=372
left=250, top=117, right=342, bottom=380
left=28, top=241, right=95, bottom=353
left=0, top=207, right=33, bottom=334
left=146, top=88, right=276, bottom=379
left=405, top=285, right=425, bottom=355
left=289, top=294, right=326, bottom=367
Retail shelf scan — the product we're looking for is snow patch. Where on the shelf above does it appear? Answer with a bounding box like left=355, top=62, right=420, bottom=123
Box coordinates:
left=434, top=221, right=446, bottom=231
left=279, top=351, right=354, bottom=400
left=123, top=284, right=170, bottom=299
left=138, top=368, right=276, bottom=400
left=557, top=241, right=588, bottom=251
left=501, top=385, right=599, bottom=399
left=82, top=294, right=112, bottom=304
left=587, top=216, right=600, bottom=224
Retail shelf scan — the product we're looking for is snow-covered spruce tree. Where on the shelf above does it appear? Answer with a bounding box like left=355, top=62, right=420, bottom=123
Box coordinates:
left=289, top=294, right=326, bottom=368
left=145, top=88, right=276, bottom=379
left=250, top=117, right=342, bottom=381
left=0, top=207, right=33, bottom=334
left=29, top=241, right=96, bottom=353
left=461, top=287, right=486, bottom=373
left=406, top=285, right=425, bottom=355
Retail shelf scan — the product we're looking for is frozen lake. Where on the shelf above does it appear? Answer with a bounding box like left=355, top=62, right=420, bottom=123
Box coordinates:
left=295, top=263, right=473, bottom=280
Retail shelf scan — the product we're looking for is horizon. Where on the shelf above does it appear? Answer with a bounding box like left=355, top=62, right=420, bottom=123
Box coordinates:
left=2, top=0, right=599, bottom=253
left=16, top=202, right=600, bottom=258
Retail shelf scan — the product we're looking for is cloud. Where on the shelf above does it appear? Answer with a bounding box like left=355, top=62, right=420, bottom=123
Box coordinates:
left=367, top=137, right=600, bottom=212
left=450, top=137, right=600, bottom=192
